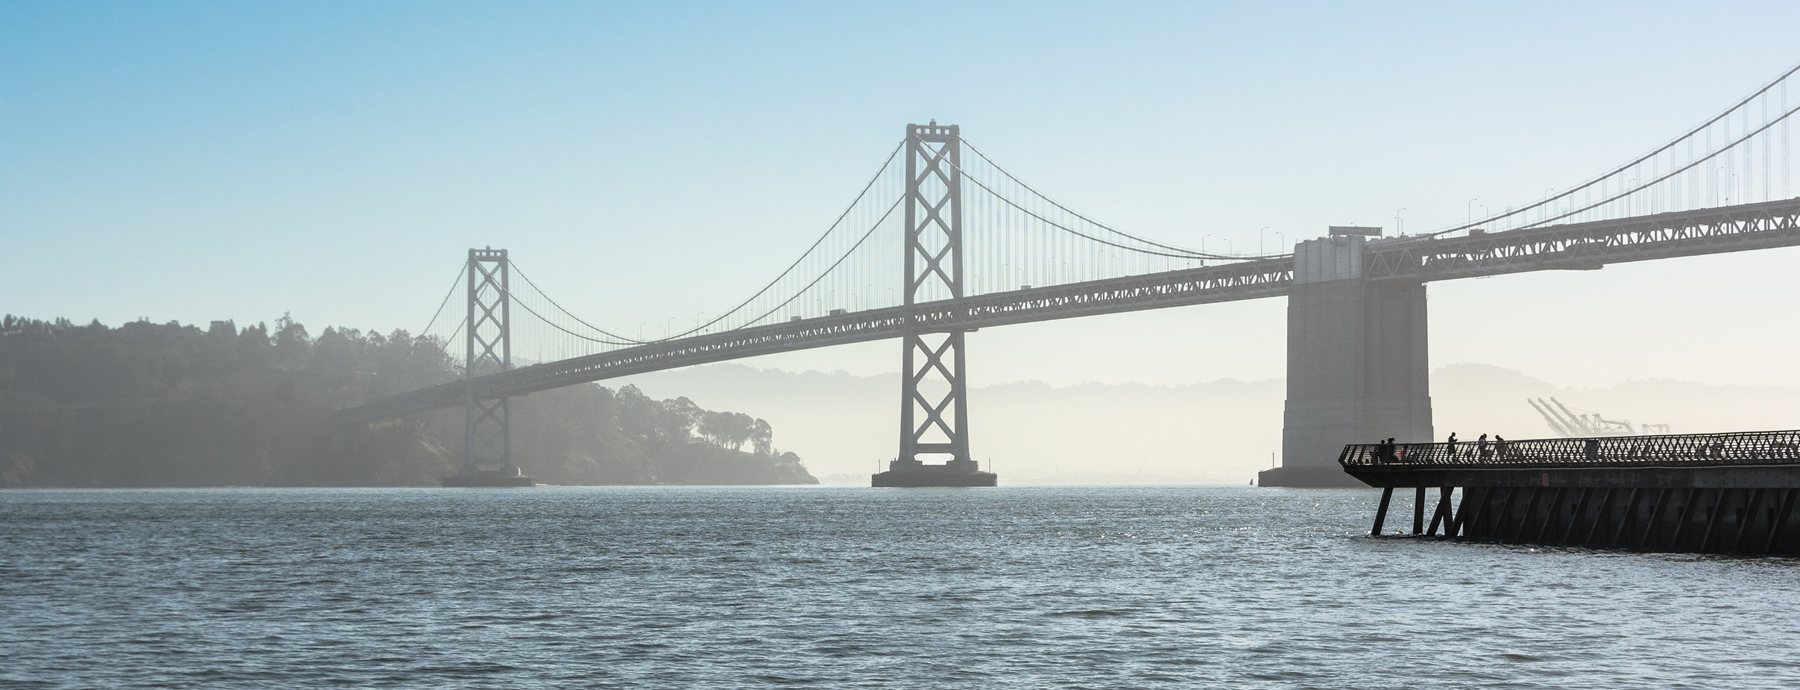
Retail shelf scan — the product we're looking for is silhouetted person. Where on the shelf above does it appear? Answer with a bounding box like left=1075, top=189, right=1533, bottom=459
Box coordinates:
left=1386, top=438, right=1396, bottom=463
left=1446, top=432, right=1458, bottom=459
left=1494, top=435, right=1507, bottom=459
left=1477, top=433, right=1490, bottom=459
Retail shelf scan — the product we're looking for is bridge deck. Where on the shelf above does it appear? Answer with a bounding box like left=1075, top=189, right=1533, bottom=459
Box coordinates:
left=336, top=256, right=1294, bottom=423
left=339, top=198, right=1800, bottom=424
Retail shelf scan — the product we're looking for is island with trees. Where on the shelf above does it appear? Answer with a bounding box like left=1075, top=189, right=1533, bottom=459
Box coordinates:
left=0, top=315, right=816, bottom=487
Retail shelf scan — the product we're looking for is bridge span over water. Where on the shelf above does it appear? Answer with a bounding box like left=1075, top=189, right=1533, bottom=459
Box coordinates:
left=340, top=65, right=1800, bottom=487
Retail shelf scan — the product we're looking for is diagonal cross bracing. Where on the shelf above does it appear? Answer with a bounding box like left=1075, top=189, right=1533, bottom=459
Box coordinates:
left=900, top=122, right=970, bottom=463
left=462, top=248, right=515, bottom=473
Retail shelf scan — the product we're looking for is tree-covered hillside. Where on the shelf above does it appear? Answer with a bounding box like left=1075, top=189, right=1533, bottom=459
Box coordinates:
left=0, top=315, right=815, bottom=487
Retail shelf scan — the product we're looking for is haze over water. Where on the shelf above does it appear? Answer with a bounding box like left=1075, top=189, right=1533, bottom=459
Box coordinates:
left=4, top=486, right=1797, bottom=688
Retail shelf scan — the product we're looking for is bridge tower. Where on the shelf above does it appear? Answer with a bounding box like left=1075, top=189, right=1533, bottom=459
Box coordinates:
left=445, top=247, right=534, bottom=487
left=1262, top=232, right=1433, bottom=487
left=874, top=122, right=996, bottom=487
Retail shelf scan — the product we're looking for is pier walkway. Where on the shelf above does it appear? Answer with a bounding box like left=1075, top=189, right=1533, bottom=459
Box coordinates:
left=1340, top=430, right=1800, bottom=555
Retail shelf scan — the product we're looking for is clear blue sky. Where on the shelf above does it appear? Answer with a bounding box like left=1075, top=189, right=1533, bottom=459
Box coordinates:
left=5, top=1, right=1800, bottom=389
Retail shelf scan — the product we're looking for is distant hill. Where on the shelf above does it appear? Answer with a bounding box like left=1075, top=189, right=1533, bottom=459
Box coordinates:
left=616, top=362, right=1800, bottom=484
left=1431, top=362, right=1800, bottom=442
left=0, top=316, right=816, bottom=488
left=616, top=365, right=1287, bottom=483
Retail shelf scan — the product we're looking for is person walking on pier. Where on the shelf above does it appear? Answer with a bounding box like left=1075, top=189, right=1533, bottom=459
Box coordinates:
left=1446, top=432, right=1459, bottom=459
left=1478, top=433, right=1490, bottom=459
left=1494, top=435, right=1508, bottom=460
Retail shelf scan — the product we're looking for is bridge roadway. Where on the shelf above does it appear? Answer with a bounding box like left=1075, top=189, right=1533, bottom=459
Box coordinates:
left=337, top=198, right=1800, bottom=424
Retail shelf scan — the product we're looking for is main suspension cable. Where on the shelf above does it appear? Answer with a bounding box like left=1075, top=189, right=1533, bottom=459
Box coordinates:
left=1520, top=100, right=1800, bottom=230
left=499, top=195, right=904, bottom=347
left=509, top=259, right=640, bottom=342
left=942, top=153, right=1284, bottom=261
left=1423, top=60, right=1800, bottom=238
left=503, top=140, right=905, bottom=344
left=418, top=264, right=467, bottom=337
left=959, top=137, right=1280, bottom=258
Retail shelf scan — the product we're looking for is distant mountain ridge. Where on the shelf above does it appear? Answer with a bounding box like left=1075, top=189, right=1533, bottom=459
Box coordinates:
left=616, top=362, right=1800, bottom=483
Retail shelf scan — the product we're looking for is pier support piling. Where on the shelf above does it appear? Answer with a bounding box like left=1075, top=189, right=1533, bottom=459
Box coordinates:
left=1371, top=487, right=1394, bottom=536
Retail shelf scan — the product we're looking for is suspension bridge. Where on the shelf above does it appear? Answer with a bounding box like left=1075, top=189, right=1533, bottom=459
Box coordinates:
left=337, top=65, right=1800, bottom=487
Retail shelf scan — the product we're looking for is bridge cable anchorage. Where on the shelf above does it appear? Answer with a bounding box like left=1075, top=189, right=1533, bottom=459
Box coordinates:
left=1426, top=60, right=1800, bottom=239
left=946, top=146, right=1283, bottom=261
left=959, top=137, right=1287, bottom=260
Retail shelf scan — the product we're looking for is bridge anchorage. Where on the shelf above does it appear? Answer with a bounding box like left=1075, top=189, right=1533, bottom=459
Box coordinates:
left=876, top=122, right=996, bottom=487
left=443, top=248, right=535, bottom=487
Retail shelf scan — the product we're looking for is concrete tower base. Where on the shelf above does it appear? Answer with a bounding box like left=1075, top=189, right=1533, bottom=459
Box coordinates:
left=1257, top=465, right=1365, bottom=488
left=443, top=467, right=536, bottom=487
left=1266, top=233, right=1433, bottom=488
left=872, top=458, right=997, bottom=487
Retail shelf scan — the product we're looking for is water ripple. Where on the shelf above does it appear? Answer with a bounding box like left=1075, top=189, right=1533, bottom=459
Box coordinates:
left=2, top=486, right=1798, bottom=688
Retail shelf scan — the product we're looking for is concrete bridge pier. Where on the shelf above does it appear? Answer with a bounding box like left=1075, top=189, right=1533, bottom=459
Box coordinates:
left=1260, top=233, right=1433, bottom=488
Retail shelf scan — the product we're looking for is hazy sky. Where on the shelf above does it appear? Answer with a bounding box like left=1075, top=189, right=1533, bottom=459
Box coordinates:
left=5, top=1, right=1800, bottom=390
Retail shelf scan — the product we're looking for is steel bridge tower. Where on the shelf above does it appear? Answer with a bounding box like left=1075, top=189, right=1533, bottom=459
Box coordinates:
left=875, top=122, right=996, bottom=487
left=445, top=247, right=534, bottom=487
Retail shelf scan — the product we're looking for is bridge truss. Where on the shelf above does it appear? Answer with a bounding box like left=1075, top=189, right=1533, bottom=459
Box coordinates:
left=340, top=62, right=1800, bottom=484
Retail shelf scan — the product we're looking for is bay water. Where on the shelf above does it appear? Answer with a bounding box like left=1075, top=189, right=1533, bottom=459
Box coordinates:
left=3, top=486, right=1797, bottom=688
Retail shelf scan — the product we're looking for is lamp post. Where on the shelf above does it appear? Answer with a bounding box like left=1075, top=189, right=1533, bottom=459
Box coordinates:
left=1467, top=198, right=1480, bottom=225
left=1394, top=208, right=1406, bottom=236
left=1258, top=226, right=1270, bottom=255
left=1274, top=231, right=1285, bottom=252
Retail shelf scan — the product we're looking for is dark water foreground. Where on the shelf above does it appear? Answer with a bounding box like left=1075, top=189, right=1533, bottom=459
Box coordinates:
left=3, top=486, right=1797, bottom=689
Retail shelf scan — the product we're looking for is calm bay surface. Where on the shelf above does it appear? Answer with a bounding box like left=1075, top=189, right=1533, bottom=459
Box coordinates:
left=3, top=485, right=1797, bottom=688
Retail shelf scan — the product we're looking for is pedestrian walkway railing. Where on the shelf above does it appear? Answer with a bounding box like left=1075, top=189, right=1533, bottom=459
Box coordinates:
left=1340, top=429, right=1800, bottom=469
